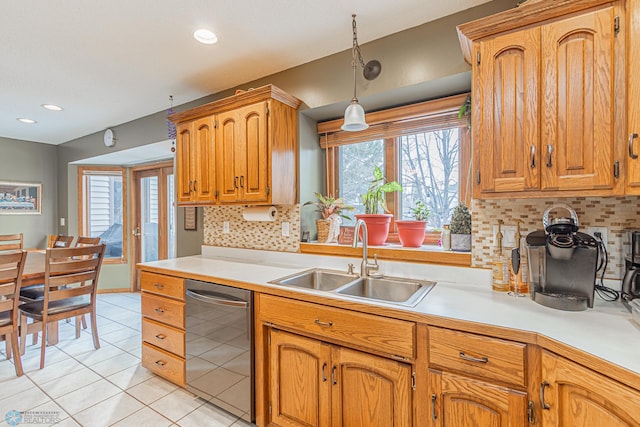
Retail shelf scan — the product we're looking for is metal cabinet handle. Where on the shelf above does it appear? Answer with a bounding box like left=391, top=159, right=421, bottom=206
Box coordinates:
left=155, top=360, right=167, bottom=366
left=188, top=180, right=193, bottom=192
left=154, top=308, right=165, bottom=313
left=540, top=381, right=551, bottom=410
left=240, top=175, right=244, bottom=188
left=629, top=133, right=639, bottom=159
left=459, top=351, right=488, bottom=364
left=234, top=176, right=239, bottom=188
left=546, top=144, right=553, bottom=167
left=155, top=334, right=166, bottom=340
left=154, top=283, right=164, bottom=289
left=322, top=362, right=327, bottom=382
left=331, top=365, right=337, bottom=385
left=530, top=145, right=536, bottom=168
left=193, top=180, right=197, bottom=192
left=314, top=319, right=333, bottom=327
left=431, top=394, right=438, bottom=421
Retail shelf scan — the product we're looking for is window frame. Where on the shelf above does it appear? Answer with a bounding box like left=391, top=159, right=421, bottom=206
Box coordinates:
left=78, top=166, right=128, bottom=264
left=318, top=93, right=471, bottom=246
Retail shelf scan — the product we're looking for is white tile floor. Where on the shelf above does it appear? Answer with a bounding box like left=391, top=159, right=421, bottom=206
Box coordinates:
left=0, top=293, right=253, bottom=427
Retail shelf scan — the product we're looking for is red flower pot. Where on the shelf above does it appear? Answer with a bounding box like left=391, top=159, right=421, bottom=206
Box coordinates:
left=354, top=214, right=393, bottom=246
left=395, top=220, right=427, bottom=247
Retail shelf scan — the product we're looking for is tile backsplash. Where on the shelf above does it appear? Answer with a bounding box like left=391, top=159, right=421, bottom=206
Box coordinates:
left=203, top=205, right=300, bottom=252
left=472, top=196, right=640, bottom=279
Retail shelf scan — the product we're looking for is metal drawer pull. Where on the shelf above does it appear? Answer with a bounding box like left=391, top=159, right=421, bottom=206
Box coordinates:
left=155, top=360, right=167, bottom=367
left=154, top=308, right=165, bottom=313
left=234, top=176, right=239, bottom=189
left=431, top=394, right=438, bottom=420
left=154, top=283, right=165, bottom=289
left=155, top=334, right=166, bottom=340
left=530, top=145, right=536, bottom=168
left=193, top=180, right=197, bottom=192
left=546, top=144, right=553, bottom=167
left=331, top=365, right=337, bottom=385
left=239, top=175, right=244, bottom=188
left=540, top=381, right=551, bottom=410
left=314, top=319, right=333, bottom=327
left=322, top=363, right=327, bottom=382
left=629, top=133, right=639, bottom=159
left=459, top=351, right=488, bottom=363
left=188, top=180, right=193, bottom=192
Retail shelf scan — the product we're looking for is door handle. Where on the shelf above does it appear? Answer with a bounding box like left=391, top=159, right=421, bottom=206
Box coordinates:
left=530, top=145, right=536, bottom=168
left=540, top=381, right=551, bottom=410
left=239, top=175, right=244, bottom=188
left=431, top=394, right=438, bottom=421
left=234, top=176, right=239, bottom=189
left=546, top=144, right=553, bottom=167
left=629, top=133, right=638, bottom=159
left=193, top=180, right=197, bottom=192
left=132, top=227, right=141, bottom=238
left=322, top=362, right=327, bottom=382
left=331, top=365, right=337, bottom=385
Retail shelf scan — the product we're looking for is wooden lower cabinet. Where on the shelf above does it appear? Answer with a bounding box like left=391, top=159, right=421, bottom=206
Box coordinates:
left=428, top=370, right=527, bottom=427
left=540, top=350, right=640, bottom=426
left=267, top=328, right=414, bottom=427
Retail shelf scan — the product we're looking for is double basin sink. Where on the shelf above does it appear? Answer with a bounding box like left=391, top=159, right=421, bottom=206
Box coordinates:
left=269, top=268, right=436, bottom=307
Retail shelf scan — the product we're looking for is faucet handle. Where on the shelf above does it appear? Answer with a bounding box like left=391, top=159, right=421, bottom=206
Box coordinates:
left=347, top=263, right=356, bottom=275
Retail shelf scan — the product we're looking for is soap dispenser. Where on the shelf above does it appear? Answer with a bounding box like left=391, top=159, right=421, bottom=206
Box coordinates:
left=491, top=220, right=510, bottom=292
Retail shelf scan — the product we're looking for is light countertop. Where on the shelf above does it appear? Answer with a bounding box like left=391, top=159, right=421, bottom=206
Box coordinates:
left=139, top=246, right=640, bottom=379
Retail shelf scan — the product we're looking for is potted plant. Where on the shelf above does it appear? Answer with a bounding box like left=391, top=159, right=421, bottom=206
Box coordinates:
left=450, top=202, right=472, bottom=252
left=396, top=201, right=430, bottom=247
left=355, top=165, right=402, bottom=246
left=303, top=192, right=354, bottom=243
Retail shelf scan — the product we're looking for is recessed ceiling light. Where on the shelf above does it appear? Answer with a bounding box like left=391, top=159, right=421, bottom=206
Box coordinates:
left=42, top=104, right=63, bottom=111
left=194, top=29, right=218, bottom=45
left=17, top=118, right=37, bottom=124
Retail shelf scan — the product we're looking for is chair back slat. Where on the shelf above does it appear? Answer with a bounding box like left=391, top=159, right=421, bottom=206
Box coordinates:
left=0, top=234, right=23, bottom=252
left=0, top=298, right=13, bottom=312
left=0, top=266, right=20, bottom=283
left=49, top=257, right=101, bottom=275
left=49, top=235, right=74, bottom=248
left=75, top=236, right=101, bottom=247
left=48, top=285, right=92, bottom=302
left=47, top=270, right=98, bottom=288
left=0, top=250, right=26, bottom=312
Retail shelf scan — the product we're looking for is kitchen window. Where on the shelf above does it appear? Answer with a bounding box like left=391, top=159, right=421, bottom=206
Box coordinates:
left=78, top=166, right=127, bottom=263
left=319, top=93, right=470, bottom=245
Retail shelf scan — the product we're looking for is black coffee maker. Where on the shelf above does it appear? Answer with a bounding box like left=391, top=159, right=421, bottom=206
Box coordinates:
left=622, top=230, right=640, bottom=302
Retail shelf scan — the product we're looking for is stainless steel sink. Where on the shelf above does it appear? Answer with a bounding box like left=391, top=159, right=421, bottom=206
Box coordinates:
left=268, top=268, right=358, bottom=291
left=336, top=276, right=436, bottom=307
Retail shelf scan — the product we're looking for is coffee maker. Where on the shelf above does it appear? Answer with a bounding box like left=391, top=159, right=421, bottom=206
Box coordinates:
left=622, top=230, right=640, bottom=303
left=526, top=204, right=599, bottom=311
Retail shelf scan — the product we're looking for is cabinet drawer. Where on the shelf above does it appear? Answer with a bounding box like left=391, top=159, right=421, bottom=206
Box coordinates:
left=142, top=293, right=185, bottom=329
left=429, top=326, right=526, bottom=387
left=141, top=272, right=185, bottom=301
left=142, top=343, right=185, bottom=387
left=142, top=317, right=185, bottom=357
left=259, top=294, right=415, bottom=359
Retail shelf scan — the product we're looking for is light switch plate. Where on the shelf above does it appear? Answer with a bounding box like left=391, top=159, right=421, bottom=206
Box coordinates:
left=223, top=221, right=230, bottom=234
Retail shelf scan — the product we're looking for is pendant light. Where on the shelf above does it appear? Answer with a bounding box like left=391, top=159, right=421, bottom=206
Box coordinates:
left=341, top=14, right=382, bottom=132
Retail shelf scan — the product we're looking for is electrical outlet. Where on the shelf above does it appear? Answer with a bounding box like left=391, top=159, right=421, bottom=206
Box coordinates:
left=587, top=226, right=608, bottom=249
left=282, top=221, right=290, bottom=237
left=223, top=221, right=230, bottom=234
left=493, top=225, right=517, bottom=249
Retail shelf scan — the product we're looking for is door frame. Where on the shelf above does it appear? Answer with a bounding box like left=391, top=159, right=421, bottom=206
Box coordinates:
left=130, top=161, right=174, bottom=291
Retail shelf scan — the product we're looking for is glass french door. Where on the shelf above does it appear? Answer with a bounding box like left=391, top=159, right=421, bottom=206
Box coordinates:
left=132, top=163, right=174, bottom=288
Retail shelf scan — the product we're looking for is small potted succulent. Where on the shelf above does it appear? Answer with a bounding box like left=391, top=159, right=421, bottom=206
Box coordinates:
left=396, top=201, right=430, bottom=247
left=450, top=202, right=472, bottom=252
left=303, top=192, right=354, bottom=243
left=355, top=165, right=402, bottom=245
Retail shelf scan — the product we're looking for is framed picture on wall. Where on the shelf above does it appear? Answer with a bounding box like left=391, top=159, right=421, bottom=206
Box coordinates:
left=184, top=206, right=197, bottom=230
left=0, top=181, right=41, bottom=215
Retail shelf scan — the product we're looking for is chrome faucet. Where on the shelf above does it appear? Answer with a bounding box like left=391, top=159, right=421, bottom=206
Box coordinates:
left=352, top=219, right=379, bottom=277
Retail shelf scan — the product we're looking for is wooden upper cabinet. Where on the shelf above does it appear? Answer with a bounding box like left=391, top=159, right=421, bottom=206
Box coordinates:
left=541, top=8, right=617, bottom=192
left=169, top=85, right=301, bottom=206
left=475, top=28, right=540, bottom=196
left=459, top=0, right=624, bottom=198
left=217, top=102, right=270, bottom=203
left=541, top=350, right=640, bottom=426
left=627, top=0, right=640, bottom=193
left=175, top=116, right=216, bottom=205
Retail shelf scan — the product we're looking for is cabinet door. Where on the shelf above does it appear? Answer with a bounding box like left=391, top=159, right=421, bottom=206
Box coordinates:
left=331, top=346, right=413, bottom=427
left=216, top=109, right=241, bottom=203
left=541, top=7, right=616, bottom=191
left=176, top=122, right=194, bottom=204
left=628, top=0, right=640, bottom=193
left=192, top=116, right=216, bottom=203
left=541, top=351, right=640, bottom=426
left=476, top=28, right=540, bottom=195
left=269, top=329, right=331, bottom=427
left=429, top=370, right=527, bottom=427
left=237, top=101, right=269, bottom=202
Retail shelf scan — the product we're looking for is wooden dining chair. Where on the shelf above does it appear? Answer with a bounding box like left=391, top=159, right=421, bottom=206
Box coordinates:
left=71, top=236, right=100, bottom=330
left=0, top=250, right=27, bottom=376
left=48, top=235, right=74, bottom=248
left=19, top=244, right=105, bottom=369
left=0, top=234, right=23, bottom=252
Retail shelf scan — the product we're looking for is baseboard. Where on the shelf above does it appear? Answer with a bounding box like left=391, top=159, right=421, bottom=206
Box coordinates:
left=97, top=288, right=132, bottom=294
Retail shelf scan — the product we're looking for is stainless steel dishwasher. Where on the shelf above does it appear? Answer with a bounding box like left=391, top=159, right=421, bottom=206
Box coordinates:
left=185, top=280, right=254, bottom=423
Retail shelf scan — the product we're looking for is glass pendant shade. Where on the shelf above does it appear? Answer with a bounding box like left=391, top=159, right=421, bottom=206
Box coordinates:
left=341, top=100, right=369, bottom=131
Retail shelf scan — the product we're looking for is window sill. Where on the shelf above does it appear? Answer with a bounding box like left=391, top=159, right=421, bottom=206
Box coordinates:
left=299, top=242, right=471, bottom=267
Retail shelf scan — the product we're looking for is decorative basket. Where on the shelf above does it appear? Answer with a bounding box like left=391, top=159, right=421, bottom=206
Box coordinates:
left=316, top=219, right=331, bottom=243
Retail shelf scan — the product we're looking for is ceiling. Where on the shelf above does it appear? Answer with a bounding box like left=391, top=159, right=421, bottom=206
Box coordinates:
left=1, top=0, right=491, bottom=146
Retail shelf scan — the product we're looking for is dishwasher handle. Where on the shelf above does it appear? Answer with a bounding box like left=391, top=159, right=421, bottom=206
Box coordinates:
left=186, top=289, right=249, bottom=308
